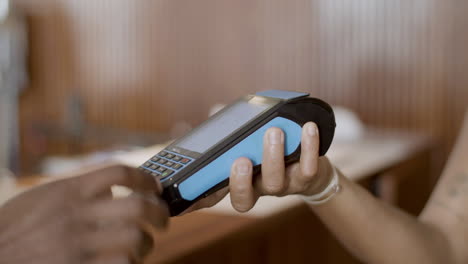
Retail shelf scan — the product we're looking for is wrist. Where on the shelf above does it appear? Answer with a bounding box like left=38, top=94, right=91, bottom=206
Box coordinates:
left=300, top=159, right=342, bottom=205
left=303, top=158, right=335, bottom=196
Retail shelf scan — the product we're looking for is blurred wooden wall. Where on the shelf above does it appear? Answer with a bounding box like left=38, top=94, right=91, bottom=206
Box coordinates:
left=10, top=1, right=468, bottom=263
left=14, top=0, right=467, bottom=171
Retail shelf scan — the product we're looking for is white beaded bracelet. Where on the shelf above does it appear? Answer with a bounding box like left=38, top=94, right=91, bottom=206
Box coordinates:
left=299, top=166, right=342, bottom=205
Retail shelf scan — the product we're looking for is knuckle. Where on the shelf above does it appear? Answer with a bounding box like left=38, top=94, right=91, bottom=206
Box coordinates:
left=300, top=170, right=317, bottom=181
left=303, top=138, right=318, bottom=151
left=269, top=153, right=284, bottom=163
left=297, top=175, right=316, bottom=188
left=263, top=183, right=284, bottom=195
left=232, top=184, right=251, bottom=196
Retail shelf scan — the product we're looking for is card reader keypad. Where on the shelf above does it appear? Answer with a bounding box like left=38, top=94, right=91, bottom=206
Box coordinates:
left=139, top=150, right=193, bottom=181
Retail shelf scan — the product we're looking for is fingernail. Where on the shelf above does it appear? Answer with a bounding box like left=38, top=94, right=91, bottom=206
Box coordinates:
left=236, top=163, right=249, bottom=176
left=307, top=123, right=318, bottom=136
left=268, top=129, right=283, bottom=145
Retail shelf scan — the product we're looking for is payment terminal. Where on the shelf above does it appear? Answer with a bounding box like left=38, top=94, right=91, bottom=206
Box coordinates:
left=139, top=90, right=336, bottom=216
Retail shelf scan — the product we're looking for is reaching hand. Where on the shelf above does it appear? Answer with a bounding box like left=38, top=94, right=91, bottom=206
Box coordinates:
left=0, top=164, right=169, bottom=264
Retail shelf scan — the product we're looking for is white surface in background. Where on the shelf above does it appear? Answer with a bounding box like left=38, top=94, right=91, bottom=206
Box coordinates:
left=332, top=106, right=365, bottom=142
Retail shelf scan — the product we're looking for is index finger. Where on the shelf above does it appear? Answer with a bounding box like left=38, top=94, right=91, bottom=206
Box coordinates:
left=71, top=163, right=161, bottom=199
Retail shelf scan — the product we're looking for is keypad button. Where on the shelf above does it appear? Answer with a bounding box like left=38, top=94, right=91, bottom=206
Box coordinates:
left=172, top=156, right=182, bottom=162
left=157, top=167, right=166, bottom=173
left=158, top=159, right=168, bottom=165
left=151, top=156, right=160, bottom=162
left=181, top=158, right=191, bottom=164
left=165, top=161, right=174, bottom=167
left=172, top=163, right=183, bottom=170
left=144, top=162, right=152, bottom=167
left=150, top=164, right=159, bottom=170
left=166, top=153, right=175, bottom=159
left=151, top=173, right=161, bottom=178
left=161, top=170, right=174, bottom=178
left=159, top=151, right=168, bottom=157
